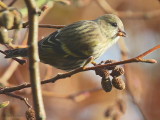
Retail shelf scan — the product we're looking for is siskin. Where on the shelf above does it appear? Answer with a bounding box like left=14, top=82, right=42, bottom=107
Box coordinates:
left=5, top=14, right=126, bottom=71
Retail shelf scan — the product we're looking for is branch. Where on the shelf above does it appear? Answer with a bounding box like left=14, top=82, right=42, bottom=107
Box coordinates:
left=24, top=0, right=46, bottom=119
left=38, top=24, right=65, bottom=29
left=8, top=0, right=18, bottom=6
left=23, top=23, right=65, bottom=29
left=96, top=0, right=160, bottom=19
left=4, top=92, right=31, bottom=108
left=0, top=44, right=159, bottom=94
left=0, top=0, right=55, bottom=90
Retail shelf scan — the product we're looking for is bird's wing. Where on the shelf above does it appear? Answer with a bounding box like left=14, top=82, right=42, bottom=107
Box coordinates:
left=56, top=20, right=101, bottom=58
left=39, top=20, right=100, bottom=59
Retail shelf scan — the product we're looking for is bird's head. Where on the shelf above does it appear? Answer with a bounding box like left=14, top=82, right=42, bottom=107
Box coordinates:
left=96, top=14, right=126, bottom=40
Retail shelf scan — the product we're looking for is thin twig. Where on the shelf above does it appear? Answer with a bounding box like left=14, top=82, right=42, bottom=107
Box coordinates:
left=22, top=23, right=66, bottom=29
left=137, top=45, right=160, bottom=58
left=0, top=86, right=31, bottom=108
left=38, top=24, right=65, bottom=29
left=0, top=44, right=159, bottom=94
left=0, top=0, right=54, bottom=92
left=12, top=4, right=53, bottom=30
left=4, top=92, right=31, bottom=108
left=24, top=0, right=46, bottom=119
left=8, top=0, right=18, bottom=6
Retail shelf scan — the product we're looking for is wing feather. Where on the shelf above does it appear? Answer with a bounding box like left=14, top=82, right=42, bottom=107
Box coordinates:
left=39, top=20, right=101, bottom=59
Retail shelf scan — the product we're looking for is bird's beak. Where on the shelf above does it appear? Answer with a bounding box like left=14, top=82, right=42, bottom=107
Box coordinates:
left=117, top=28, right=126, bottom=37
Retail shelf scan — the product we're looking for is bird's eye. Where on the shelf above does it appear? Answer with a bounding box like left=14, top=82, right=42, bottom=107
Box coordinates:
left=110, top=22, right=117, bottom=27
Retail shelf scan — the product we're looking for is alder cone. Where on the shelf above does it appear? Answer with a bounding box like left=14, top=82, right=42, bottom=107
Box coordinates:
left=101, top=77, right=112, bottom=92
left=110, top=66, right=124, bottom=77
left=112, top=77, right=125, bottom=90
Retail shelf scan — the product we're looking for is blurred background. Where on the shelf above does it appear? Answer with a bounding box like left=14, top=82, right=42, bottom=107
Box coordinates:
left=0, top=0, right=160, bottom=120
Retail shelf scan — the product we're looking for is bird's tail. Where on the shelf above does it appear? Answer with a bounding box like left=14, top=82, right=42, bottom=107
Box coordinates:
left=5, top=48, right=28, bottom=58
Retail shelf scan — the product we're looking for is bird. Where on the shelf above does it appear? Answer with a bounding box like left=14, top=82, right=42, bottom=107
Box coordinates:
left=4, top=14, right=126, bottom=71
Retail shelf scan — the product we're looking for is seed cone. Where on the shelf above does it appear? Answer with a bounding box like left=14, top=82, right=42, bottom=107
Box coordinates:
left=25, top=108, right=35, bottom=120
left=101, top=77, right=112, bottom=92
left=112, top=77, right=125, bottom=90
left=110, top=66, right=124, bottom=77
left=104, top=60, right=117, bottom=70
left=95, top=68, right=110, bottom=78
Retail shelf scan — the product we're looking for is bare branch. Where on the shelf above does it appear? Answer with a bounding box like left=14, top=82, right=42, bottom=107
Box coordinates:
left=4, top=92, right=31, bottom=108
left=23, top=23, right=65, bottom=29
left=24, top=0, right=46, bottom=119
left=0, top=44, right=159, bottom=94
left=38, top=24, right=65, bottom=29
left=8, top=0, right=18, bottom=6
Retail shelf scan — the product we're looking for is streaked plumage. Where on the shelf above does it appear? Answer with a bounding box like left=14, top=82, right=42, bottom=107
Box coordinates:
left=5, top=14, right=126, bottom=71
